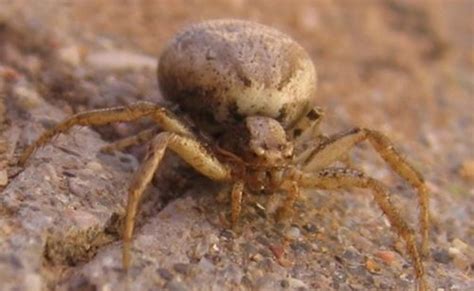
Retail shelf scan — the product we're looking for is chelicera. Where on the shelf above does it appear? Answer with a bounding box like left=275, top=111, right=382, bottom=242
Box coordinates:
left=19, top=19, right=430, bottom=290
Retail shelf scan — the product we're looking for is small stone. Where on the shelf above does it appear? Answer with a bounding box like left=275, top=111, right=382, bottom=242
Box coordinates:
left=302, top=223, right=318, bottom=233
left=433, top=248, right=452, bottom=264
left=240, top=275, right=253, bottom=288
left=254, top=274, right=278, bottom=290
left=448, top=247, right=470, bottom=270
left=86, top=161, right=103, bottom=172
left=451, top=238, right=469, bottom=251
left=197, top=257, right=214, bottom=273
left=250, top=253, right=264, bottom=262
left=459, top=160, right=474, bottom=180
left=375, top=250, right=396, bottom=265
left=280, top=279, right=289, bottom=288
left=269, top=244, right=285, bottom=261
left=173, top=263, right=191, bottom=276
left=208, top=234, right=219, bottom=244
left=290, top=241, right=311, bottom=254
left=285, top=226, right=301, bottom=240
left=0, top=170, right=8, bottom=186
left=220, top=229, right=234, bottom=240
left=157, top=268, right=173, bottom=281
left=287, top=277, right=309, bottom=289
left=448, top=247, right=461, bottom=257
left=365, top=258, right=381, bottom=273
left=58, top=45, right=82, bottom=66
left=453, top=254, right=470, bottom=271
left=166, top=279, right=189, bottom=291
left=13, top=85, right=43, bottom=110
left=342, top=246, right=361, bottom=262
left=192, top=241, right=208, bottom=259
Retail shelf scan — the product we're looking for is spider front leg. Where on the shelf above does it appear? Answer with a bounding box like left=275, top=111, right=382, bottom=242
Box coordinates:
left=123, top=132, right=231, bottom=269
left=298, top=167, right=427, bottom=291
left=299, top=128, right=429, bottom=256
left=19, top=101, right=194, bottom=165
left=276, top=180, right=300, bottom=222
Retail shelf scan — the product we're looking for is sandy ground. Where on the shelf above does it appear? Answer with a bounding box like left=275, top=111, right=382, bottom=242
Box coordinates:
left=0, top=0, right=473, bottom=290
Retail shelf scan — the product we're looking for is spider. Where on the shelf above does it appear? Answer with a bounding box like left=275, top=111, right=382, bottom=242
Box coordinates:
left=19, top=19, right=429, bottom=290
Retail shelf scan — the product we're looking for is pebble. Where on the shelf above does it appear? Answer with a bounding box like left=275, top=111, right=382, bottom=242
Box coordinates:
left=166, top=279, right=188, bottom=291
left=58, top=45, right=82, bottom=66
left=197, top=257, right=214, bottom=273
left=173, top=263, right=191, bottom=275
left=342, top=246, right=360, bottom=262
left=285, top=226, right=301, bottom=240
left=250, top=253, right=264, bottom=262
left=0, top=170, right=8, bottom=186
left=365, top=258, right=381, bottom=273
left=451, top=238, right=469, bottom=251
left=375, top=250, right=396, bottom=265
left=67, top=178, right=85, bottom=196
left=433, top=248, right=452, bottom=264
left=269, top=244, right=285, bottom=261
left=221, top=264, right=243, bottom=284
left=86, top=161, right=103, bottom=172
left=157, top=268, right=173, bottom=281
left=13, top=85, right=43, bottom=110
left=254, top=274, right=279, bottom=290
left=86, top=50, right=156, bottom=71
left=448, top=247, right=470, bottom=270
left=287, top=277, right=309, bottom=289
left=192, top=241, right=208, bottom=259
left=302, top=223, right=318, bottom=233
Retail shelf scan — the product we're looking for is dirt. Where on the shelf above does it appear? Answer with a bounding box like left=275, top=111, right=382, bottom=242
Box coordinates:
left=0, top=0, right=473, bottom=290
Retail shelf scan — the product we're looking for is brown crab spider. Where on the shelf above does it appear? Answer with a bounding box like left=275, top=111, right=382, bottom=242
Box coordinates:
left=19, top=20, right=429, bottom=290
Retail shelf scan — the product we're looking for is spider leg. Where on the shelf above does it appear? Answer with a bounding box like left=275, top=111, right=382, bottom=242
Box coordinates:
left=298, top=167, right=427, bottom=291
left=123, top=131, right=232, bottom=269
left=100, top=127, right=159, bottom=154
left=19, top=101, right=194, bottom=165
left=276, top=180, right=300, bottom=222
left=231, top=181, right=244, bottom=227
left=300, top=128, right=429, bottom=255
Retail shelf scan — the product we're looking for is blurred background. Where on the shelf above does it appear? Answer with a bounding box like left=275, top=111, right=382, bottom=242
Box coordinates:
left=0, top=0, right=472, bottom=289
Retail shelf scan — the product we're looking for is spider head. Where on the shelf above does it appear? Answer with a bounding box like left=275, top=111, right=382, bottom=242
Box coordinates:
left=244, top=116, right=293, bottom=167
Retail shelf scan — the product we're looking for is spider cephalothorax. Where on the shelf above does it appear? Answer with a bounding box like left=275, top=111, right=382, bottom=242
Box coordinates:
left=19, top=19, right=430, bottom=290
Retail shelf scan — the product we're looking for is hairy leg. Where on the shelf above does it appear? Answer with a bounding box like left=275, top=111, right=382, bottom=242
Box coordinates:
left=100, top=127, right=159, bottom=154
left=231, top=181, right=244, bottom=227
left=298, top=167, right=427, bottom=291
left=123, top=131, right=232, bottom=269
left=276, top=180, right=300, bottom=222
left=300, top=128, right=429, bottom=255
left=19, top=101, right=194, bottom=165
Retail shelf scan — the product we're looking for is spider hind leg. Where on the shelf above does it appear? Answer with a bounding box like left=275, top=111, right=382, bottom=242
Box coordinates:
left=299, top=167, right=427, bottom=291
left=299, top=128, right=429, bottom=256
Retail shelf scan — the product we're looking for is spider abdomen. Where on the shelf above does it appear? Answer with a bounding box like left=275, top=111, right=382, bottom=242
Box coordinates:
left=158, top=19, right=317, bottom=132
